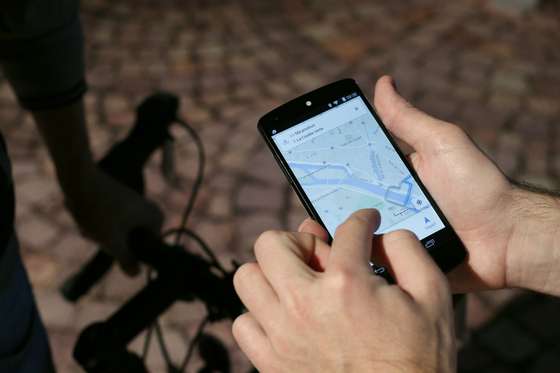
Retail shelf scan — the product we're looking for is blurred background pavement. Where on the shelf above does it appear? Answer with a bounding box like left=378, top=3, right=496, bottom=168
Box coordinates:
left=1, top=0, right=560, bottom=372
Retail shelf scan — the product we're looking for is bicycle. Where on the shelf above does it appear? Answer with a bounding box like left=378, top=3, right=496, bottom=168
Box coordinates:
left=60, top=93, right=246, bottom=373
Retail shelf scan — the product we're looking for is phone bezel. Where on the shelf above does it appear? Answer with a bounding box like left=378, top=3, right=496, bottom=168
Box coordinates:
left=258, top=78, right=466, bottom=273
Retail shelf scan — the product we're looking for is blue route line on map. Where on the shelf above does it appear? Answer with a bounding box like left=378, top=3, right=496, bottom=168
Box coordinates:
left=289, top=162, right=425, bottom=212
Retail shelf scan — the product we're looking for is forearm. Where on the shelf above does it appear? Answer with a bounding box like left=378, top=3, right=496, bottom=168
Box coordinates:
left=31, top=99, right=96, bottom=196
left=506, top=183, right=560, bottom=295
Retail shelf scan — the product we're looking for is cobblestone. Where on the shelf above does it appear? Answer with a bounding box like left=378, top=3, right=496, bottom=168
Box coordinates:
left=1, top=0, right=560, bottom=371
left=36, top=291, right=77, bottom=330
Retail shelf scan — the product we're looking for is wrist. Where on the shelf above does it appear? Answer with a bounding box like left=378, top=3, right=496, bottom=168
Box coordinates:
left=505, top=184, right=560, bottom=294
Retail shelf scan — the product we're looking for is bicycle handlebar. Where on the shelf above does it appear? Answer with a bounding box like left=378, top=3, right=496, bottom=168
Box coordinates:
left=62, top=93, right=243, bottom=373
left=73, top=228, right=243, bottom=373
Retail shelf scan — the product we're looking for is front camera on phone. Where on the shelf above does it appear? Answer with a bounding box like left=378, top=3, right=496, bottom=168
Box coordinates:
left=306, top=101, right=312, bottom=106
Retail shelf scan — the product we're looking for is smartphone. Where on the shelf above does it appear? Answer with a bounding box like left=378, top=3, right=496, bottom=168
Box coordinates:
left=258, top=79, right=466, bottom=273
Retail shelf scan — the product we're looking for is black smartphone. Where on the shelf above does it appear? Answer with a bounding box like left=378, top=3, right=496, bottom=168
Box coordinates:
left=258, top=79, right=466, bottom=273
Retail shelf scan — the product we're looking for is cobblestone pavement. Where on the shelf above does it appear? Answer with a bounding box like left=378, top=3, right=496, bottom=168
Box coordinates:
left=1, top=0, right=559, bottom=372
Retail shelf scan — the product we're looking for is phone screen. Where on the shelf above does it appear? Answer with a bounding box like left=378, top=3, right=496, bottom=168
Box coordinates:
left=271, top=94, right=445, bottom=240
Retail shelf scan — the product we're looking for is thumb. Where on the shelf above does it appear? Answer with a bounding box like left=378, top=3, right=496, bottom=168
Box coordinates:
left=373, top=75, right=446, bottom=152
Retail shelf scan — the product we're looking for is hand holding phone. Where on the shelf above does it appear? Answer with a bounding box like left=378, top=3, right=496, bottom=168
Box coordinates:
left=259, top=77, right=466, bottom=273
left=373, top=76, right=521, bottom=293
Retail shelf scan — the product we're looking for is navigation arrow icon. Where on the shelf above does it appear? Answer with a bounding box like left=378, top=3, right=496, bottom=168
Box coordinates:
left=424, top=217, right=431, bottom=224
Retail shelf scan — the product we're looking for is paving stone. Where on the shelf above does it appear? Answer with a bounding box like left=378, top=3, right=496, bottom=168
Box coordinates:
left=514, top=113, right=549, bottom=138
left=161, top=302, right=207, bottom=328
left=207, top=193, right=233, bottom=218
left=16, top=217, right=60, bottom=250
left=219, top=151, right=248, bottom=172
left=50, top=233, right=93, bottom=263
left=495, top=132, right=522, bottom=175
left=48, top=330, right=82, bottom=372
left=190, top=220, right=235, bottom=255
left=490, top=0, right=539, bottom=15
left=236, top=183, right=284, bottom=211
left=15, top=177, right=59, bottom=206
left=287, top=206, right=308, bottom=232
left=209, top=172, right=237, bottom=193
left=528, top=96, right=560, bottom=116
left=11, top=159, right=38, bottom=181
left=236, top=213, right=282, bottom=260
left=21, top=252, right=59, bottom=289
left=102, top=266, right=148, bottom=302
left=129, top=326, right=187, bottom=369
left=35, top=290, right=78, bottom=330
left=524, top=140, right=548, bottom=175
left=518, top=174, right=558, bottom=190
left=488, top=92, right=522, bottom=113
left=416, top=93, right=458, bottom=121
left=243, top=147, right=286, bottom=185
left=492, top=70, right=529, bottom=95
left=75, top=300, right=120, bottom=330
left=552, top=156, right=560, bottom=178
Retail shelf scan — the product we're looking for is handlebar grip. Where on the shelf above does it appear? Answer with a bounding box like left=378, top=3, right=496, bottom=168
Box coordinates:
left=60, top=250, right=114, bottom=302
left=60, top=228, right=160, bottom=303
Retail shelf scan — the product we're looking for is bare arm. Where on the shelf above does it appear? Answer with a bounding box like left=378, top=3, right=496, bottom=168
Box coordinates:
left=31, top=100, right=162, bottom=275
left=31, top=100, right=95, bottom=194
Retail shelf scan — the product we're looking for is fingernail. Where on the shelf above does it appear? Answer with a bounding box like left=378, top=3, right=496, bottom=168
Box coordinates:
left=298, top=217, right=313, bottom=232
left=355, top=208, right=381, bottom=223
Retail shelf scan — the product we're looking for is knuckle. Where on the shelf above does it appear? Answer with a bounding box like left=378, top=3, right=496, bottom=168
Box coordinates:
left=233, top=262, right=258, bottom=290
left=421, top=271, right=451, bottom=305
left=254, top=230, right=284, bottom=255
left=445, top=123, right=466, bottom=137
left=271, top=334, right=292, bottom=357
left=283, top=286, right=309, bottom=318
left=339, top=212, right=371, bottom=230
left=431, top=272, right=451, bottom=299
left=346, top=213, right=366, bottom=225
left=326, top=267, right=356, bottom=294
left=231, top=313, right=251, bottom=339
left=268, top=326, right=299, bottom=359
left=385, top=229, right=417, bottom=244
left=434, top=123, right=467, bottom=146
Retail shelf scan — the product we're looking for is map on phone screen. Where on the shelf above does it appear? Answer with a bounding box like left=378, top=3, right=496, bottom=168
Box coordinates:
left=272, top=95, right=445, bottom=239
